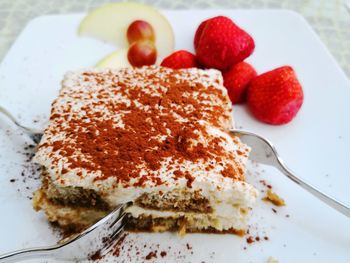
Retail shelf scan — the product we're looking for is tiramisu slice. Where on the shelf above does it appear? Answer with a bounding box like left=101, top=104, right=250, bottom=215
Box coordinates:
left=33, top=66, right=258, bottom=235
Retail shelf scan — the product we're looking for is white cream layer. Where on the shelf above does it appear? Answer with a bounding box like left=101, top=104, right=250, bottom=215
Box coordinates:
left=127, top=205, right=248, bottom=231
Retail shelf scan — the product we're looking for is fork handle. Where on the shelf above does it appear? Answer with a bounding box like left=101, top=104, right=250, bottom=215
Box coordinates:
left=277, top=163, right=350, bottom=218
left=0, top=246, right=59, bottom=263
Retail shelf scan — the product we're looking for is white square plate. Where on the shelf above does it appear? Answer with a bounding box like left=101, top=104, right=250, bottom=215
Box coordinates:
left=0, top=10, right=349, bottom=263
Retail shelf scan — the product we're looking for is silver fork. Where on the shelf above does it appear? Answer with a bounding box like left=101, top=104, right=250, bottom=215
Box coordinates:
left=0, top=203, right=131, bottom=262
left=0, top=106, right=43, bottom=144
left=230, top=129, right=350, bottom=218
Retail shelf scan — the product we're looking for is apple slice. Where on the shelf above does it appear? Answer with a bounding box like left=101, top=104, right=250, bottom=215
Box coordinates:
left=78, top=2, right=174, bottom=62
left=96, top=48, right=130, bottom=69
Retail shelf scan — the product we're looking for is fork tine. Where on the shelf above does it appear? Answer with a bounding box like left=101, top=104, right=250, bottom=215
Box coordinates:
left=108, top=208, right=127, bottom=229
left=109, top=218, right=126, bottom=241
left=109, top=212, right=127, bottom=233
left=31, top=133, right=43, bottom=144
left=61, top=203, right=128, bottom=246
left=52, top=203, right=130, bottom=260
left=101, top=215, right=127, bottom=252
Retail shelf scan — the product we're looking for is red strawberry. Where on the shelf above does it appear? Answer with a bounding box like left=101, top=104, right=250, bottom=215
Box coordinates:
left=194, top=20, right=208, bottom=50
left=223, top=62, right=257, bottom=104
left=161, top=50, right=198, bottom=69
left=247, top=66, right=304, bottom=125
left=194, top=16, right=255, bottom=70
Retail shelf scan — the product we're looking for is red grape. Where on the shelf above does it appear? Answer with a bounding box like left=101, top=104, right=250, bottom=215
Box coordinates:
left=127, top=40, right=157, bottom=67
left=127, top=20, right=155, bottom=44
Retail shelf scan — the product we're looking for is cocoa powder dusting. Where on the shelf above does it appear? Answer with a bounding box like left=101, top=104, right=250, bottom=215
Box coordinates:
left=145, top=251, right=157, bottom=260
left=89, top=250, right=102, bottom=261
left=246, top=236, right=254, bottom=244
left=39, top=67, right=244, bottom=188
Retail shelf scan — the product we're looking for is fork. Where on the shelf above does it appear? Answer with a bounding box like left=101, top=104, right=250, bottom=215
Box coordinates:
left=230, top=129, right=350, bottom=218
left=0, top=202, right=131, bottom=263
left=0, top=106, right=43, bottom=144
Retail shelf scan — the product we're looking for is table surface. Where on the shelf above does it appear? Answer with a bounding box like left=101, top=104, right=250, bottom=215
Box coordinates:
left=0, top=0, right=350, bottom=79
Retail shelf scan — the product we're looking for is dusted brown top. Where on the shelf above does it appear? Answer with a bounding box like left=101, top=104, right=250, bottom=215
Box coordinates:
left=36, top=66, right=249, bottom=188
